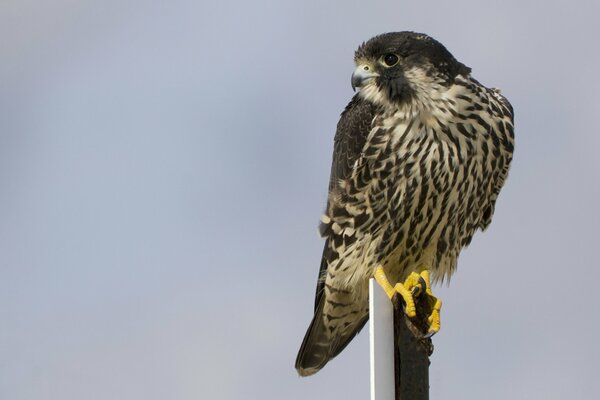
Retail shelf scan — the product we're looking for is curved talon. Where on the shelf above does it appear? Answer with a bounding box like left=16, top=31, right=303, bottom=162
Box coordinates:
left=411, top=275, right=427, bottom=297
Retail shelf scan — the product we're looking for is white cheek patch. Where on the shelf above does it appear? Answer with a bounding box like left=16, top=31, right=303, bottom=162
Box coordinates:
left=358, top=81, right=388, bottom=106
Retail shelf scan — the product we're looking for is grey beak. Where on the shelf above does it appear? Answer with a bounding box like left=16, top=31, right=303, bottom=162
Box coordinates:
left=351, top=65, right=378, bottom=91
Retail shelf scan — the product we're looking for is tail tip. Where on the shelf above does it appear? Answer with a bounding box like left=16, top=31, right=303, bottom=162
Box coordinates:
left=295, top=364, right=320, bottom=377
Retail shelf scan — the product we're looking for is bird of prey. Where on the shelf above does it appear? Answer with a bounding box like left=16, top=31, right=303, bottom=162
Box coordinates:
left=295, top=32, right=514, bottom=376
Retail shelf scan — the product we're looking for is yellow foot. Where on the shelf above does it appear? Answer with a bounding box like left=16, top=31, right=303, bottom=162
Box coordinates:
left=373, top=267, right=442, bottom=336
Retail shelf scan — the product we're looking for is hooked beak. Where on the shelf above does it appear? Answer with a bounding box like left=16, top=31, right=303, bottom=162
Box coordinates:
left=351, top=64, right=378, bottom=91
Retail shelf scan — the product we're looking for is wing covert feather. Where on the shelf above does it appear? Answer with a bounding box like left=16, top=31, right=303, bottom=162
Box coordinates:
left=313, top=95, right=377, bottom=308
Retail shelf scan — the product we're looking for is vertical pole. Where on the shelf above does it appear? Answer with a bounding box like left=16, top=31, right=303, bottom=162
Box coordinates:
left=369, top=279, right=395, bottom=400
left=393, top=296, right=432, bottom=400
left=369, top=278, right=433, bottom=400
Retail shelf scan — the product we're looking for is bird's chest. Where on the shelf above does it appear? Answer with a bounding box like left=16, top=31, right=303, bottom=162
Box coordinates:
left=366, top=114, right=475, bottom=188
left=361, top=114, right=484, bottom=273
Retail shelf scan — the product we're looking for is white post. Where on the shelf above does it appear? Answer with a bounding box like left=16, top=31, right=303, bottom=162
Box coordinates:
left=369, top=278, right=395, bottom=400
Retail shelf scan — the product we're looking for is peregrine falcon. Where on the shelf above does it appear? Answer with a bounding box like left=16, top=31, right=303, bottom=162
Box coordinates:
left=295, top=32, right=514, bottom=376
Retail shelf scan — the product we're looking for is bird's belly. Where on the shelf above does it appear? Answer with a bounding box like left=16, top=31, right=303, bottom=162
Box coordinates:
left=372, top=130, right=485, bottom=283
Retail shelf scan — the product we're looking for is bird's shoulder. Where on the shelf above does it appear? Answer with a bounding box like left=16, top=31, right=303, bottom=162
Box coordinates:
left=328, top=95, right=379, bottom=190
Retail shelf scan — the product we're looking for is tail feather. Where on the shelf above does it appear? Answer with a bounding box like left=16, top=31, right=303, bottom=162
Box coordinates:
left=295, top=297, right=368, bottom=376
left=295, top=298, right=330, bottom=376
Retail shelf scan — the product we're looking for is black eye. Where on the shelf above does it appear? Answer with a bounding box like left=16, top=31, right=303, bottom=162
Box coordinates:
left=383, top=53, right=399, bottom=67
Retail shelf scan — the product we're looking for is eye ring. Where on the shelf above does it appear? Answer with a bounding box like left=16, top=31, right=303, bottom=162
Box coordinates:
left=382, top=53, right=399, bottom=67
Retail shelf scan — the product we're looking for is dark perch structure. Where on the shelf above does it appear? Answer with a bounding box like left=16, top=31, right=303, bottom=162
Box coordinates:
left=392, top=293, right=434, bottom=400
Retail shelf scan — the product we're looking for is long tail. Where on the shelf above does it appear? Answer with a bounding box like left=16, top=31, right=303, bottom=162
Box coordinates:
left=295, top=295, right=368, bottom=376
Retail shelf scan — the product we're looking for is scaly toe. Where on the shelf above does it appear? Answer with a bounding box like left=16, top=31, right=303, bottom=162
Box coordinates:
left=393, top=282, right=417, bottom=317
left=417, top=270, right=442, bottom=335
left=427, top=298, right=442, bottom=334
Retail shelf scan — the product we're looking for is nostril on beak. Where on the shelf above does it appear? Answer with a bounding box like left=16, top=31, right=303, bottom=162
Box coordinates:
left=351, top=65, right=377, bottom=92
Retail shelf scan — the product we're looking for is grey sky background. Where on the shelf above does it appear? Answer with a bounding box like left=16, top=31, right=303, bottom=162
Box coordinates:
left=1, top=1, right=599, bottom=399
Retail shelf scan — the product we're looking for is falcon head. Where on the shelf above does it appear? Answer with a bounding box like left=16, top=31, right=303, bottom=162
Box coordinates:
left=352, top=32, right=471, bottom=107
